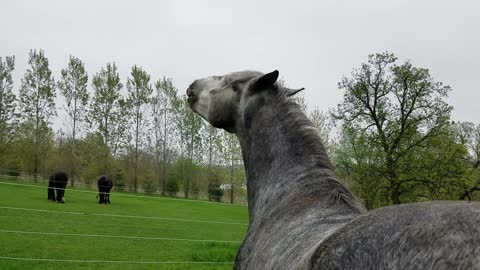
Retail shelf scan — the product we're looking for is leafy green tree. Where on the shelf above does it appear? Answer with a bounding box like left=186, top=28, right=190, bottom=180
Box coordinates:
left=143, top=178, right=156, bottom=194
left=77, top=132, right=105, bottom=185
left=165, top=166, right=180, bottom=196
left=39, top=127, right=55, bottom=179
left=204, top=123, right=223, bottom=201
left=0, top=55, right=16, bottom=164
left=126, top=65, right=152, bottom=192
left=18, top=49, right=56, bottom=181
left=397, top=129, right=472, bottom=201
left=88, top=62, right=126, bottom=174
left=334, top=123, right=387, bottom=209
left=58, top=55, right=89, bottom=186
left=112, top=166, right=126, bottom=191
left=333, top=52, right=452, bottom=205
left=176, top=97, right=204, bottom=198
left=208, top=170, right=224, bottom=202
left=454, top=122, right=480, bottom=200
left=221, top=131, right=243, bottom=204
left=151, top=77, right=178, bottom=195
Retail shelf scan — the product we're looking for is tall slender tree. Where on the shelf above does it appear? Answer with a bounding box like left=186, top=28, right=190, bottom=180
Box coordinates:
left=88, top=62, right=124, bottom=175
left=19, top=50, right=56, bottom=181
left=58, top=55, right=89, bottom=186
left=0, top=55, right=16, bottom=163
left=151, top=77, right=178, bottom=195
left=203, top=123, right=222, bottom=200
left=176, top=97, right=203, bottom=198
left=221, top=131, right=243, bottom=204
left=126, top=65, right=152, bottom=192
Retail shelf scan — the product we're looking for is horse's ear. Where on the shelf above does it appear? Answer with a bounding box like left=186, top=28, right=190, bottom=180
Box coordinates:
left=250, top=70, right=279, bottom=92
left=286, top=87, right=305, bottom=97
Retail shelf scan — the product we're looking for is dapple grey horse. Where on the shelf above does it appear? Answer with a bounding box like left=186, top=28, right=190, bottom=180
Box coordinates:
left=186, top=70, right=480, bottom=270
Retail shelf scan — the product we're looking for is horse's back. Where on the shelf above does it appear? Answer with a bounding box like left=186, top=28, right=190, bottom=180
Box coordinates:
left=311, top=201, right=480, bottom=270
left=98, top=176, right=112, bottom=190
left=105, top=176, right=113, bottom=190
left=52, top=171, right=68, bottom=186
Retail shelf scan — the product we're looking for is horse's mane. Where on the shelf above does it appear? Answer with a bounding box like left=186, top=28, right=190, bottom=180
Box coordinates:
left=273, top=91, right=365, bottom=212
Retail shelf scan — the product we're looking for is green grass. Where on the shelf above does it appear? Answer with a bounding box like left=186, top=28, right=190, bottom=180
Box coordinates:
left=0, top=178, right=248, bottom=270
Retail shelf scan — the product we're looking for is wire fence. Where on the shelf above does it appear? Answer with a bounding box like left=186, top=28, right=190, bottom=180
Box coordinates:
left=0, top=256, right=234, bottom=265
left=0, top=170, right=246, bottom=267
left=0, top=205, right=249, bottom=226
left=0, top=168, right=248, bottom=206
left=0, top=229, right=242, bottom=244
left=0, top=213, right=235, bottom=233
left=0, top=180, right=247, bottom=208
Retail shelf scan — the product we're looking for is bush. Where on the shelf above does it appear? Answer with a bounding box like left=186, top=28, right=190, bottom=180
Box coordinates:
left=113, top=169, right=126, bottom=192
left=143, top=179, right=156, bottom=194
left=6, top=169, right=21, bottom=178
left=208, top=173, right=224, bottom=202
left=191, top=182, right=200, bottom=199
left=166, top=178, right=179, bottom=196
left=3, top=162, right=21, bottom=179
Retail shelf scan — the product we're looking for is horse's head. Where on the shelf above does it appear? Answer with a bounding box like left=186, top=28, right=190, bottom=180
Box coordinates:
left=186, top=70, right=303, bottom=133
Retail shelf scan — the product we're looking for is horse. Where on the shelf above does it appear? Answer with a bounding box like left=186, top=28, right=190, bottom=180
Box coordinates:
left=97, top=175, right=113, bottom=204
left=186, top=70, right=480, bottom=270
left=47, top=171, right=68, bottom=203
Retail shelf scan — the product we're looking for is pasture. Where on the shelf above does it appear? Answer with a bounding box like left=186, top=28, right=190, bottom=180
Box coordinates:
left=0, top=178, right=248, bottom=270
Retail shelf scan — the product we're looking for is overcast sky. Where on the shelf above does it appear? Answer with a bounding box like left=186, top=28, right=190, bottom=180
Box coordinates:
left=2, top=0, right=479, bottom=130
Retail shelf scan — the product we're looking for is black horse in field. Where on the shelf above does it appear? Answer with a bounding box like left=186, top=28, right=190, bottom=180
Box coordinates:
left=97, top=175, right=113, bottom=204
left=47, top=171, right=68, bottom=203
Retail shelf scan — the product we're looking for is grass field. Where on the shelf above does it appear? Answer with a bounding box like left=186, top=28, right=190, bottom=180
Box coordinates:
left=0, top=178, right=248, bottom=270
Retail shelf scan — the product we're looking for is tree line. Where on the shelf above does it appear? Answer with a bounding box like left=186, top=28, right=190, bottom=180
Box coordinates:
left=0, top=49, right=244, bottom=203
left=0, top=50, right=478, bottom=206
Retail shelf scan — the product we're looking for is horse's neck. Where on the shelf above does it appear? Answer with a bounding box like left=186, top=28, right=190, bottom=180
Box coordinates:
left=237, top=99, right=363, bottom=224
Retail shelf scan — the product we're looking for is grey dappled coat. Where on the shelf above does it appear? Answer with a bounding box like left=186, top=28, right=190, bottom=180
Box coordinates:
left=186, top=70, right=480, bottom=270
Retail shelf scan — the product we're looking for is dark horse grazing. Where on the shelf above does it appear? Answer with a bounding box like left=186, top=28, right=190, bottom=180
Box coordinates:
left=187, top=70, right=480, bottom=270
left=97, top=175, right=113, bottom=204
left=47, top=171, right=68, bottom=203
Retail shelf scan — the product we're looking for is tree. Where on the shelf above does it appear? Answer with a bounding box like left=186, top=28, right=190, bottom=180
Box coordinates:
left=203, top=123, right=222, bottom=201
left=77, top=132, right=106, bottom=186
left=19, top=49, right=56, bottom=181
left=176, top=97, right=203, bottom=198
left=0, top=55, right=16, bottom=164
left=221, top=131, right=243, bottom=204
left=334, top=124, right=387, bottom=209
left=126, top=65, right=152, bottom=192
left=151, top=77, right=178, bottom=195
left=88, top=62, right=125, bottom=174
left=58, top=55, right=89, bottom=186
left=454, top=122, right=480, bottom=200
left=333, top=52, right=452, bottom=205
left=308, top=107, right=335, bottom=155
left=397, top=129, right=472, bottom=202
